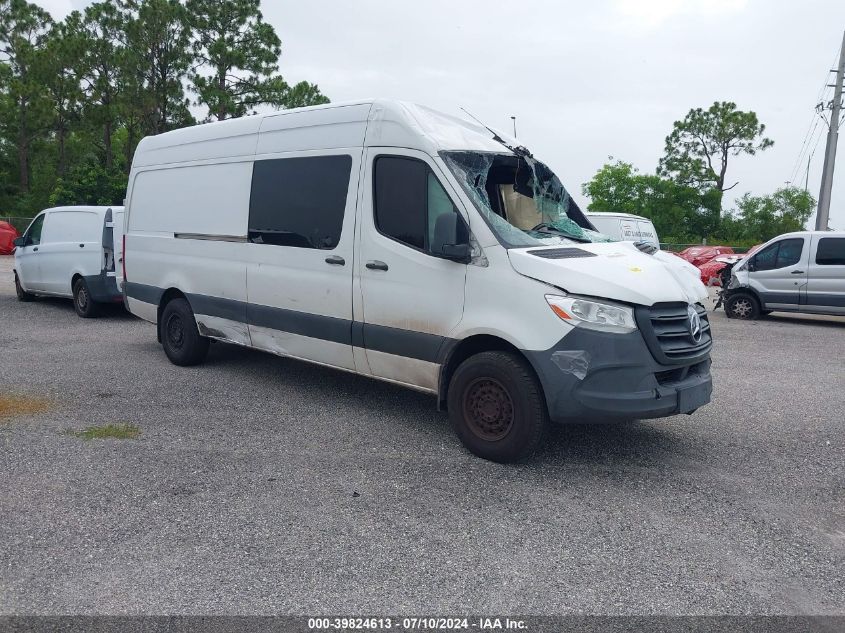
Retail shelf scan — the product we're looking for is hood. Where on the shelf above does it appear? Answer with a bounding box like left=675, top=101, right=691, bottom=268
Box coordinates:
left=507, top=241, right=709, bottom=306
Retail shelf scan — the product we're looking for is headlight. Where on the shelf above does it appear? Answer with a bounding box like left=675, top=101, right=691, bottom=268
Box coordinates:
left=545, top=294, right=637, bottom=334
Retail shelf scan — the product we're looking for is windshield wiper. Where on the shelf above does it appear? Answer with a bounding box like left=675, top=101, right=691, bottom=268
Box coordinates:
left=529, top=223, right=591, bottom=243
left=460, top=107, right=533, bottom=158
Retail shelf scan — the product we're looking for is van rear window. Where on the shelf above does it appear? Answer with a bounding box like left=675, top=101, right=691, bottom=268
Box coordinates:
left=815, top=238, right=845, bottom=266
left=249, top=155, right=352, bottom=249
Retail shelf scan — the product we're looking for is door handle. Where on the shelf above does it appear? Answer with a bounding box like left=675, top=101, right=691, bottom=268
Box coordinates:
left=79, top=243, right=85, bottom=248
left=32, top=247, right=38, bottom=252
left=791, top=270, right=804, bottom=274
left=324, top=255, right=345, bottom=266
left=366, top=260, right=389, bottom=271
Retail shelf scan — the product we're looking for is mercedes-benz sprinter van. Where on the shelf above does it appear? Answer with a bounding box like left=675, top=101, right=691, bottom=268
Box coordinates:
left=14, top=206, right=124, bottom=317
left=123, top=100, right=713, bottom=462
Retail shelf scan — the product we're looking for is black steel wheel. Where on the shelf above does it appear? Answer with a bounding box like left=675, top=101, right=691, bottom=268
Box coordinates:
left=462, top=377, right=515, bottom=442
left=160, top=297, right=209, bottom=366
left=73, top=278, right=100, bottom=318
left=447, top=351, right=547, bottom=463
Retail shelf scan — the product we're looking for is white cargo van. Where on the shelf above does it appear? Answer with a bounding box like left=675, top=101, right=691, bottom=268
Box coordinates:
left=724, top=230, right=845, bottom=319
left=14, top=206, right=124, bottom=317
left=586, top=211, right=660, bottom=249
left=123, top=100, right=712, bottom=462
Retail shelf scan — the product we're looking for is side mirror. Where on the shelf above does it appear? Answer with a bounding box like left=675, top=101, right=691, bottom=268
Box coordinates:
left=440, top=243, right=472, bottom=262
left=431, top=213, right=471, bottom=263
left=747, top=257, right=756, bottom=272
left=12, top=236, right=25, bottom=248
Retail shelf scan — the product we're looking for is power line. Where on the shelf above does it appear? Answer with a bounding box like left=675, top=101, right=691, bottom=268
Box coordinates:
left=803, top=119, right=827, bottom=189
left=787, top=45, right=841, bottom=185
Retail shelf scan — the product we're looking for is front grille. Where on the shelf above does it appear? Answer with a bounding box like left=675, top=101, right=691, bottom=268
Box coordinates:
left=655, top=360, right=710, bottom=385
left=636, top=302, right=712, bottom=365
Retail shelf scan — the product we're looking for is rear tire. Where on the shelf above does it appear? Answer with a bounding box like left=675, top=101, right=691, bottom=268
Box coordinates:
left=73, top=278, right=100, bottom=318
left=14, top=272, right=34, bottom=302
left=447, top=351, right=547, bottom=463
left=160, top=297, right=209, bottom=366
left=725, top=292, right=760, bottom=320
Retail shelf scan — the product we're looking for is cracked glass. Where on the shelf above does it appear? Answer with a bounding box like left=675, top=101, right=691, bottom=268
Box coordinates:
left=441, top=151, right=612, bottom=248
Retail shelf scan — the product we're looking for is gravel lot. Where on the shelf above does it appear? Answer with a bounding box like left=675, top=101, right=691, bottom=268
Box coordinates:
left=1, top=255, right=843, bottom=615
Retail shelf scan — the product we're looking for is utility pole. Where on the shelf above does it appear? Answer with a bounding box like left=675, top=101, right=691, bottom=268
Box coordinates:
left=510, top=116, right=517, bottom=138
left=816, top=30, right=845, bottom=231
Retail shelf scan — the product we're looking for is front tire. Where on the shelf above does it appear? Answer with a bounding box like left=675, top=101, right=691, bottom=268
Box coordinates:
left=73, top=278, right=100, bottom=318
left=160, top=298, right=209, bottom=366
left=725, top=292, right=760, bottom=320
left=447, top=351, right=547, bottom=463
left=14, top=272, right=34, bottom=302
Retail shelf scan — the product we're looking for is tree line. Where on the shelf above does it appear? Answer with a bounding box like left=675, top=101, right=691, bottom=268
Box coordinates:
left=1, top=2, right=813, bottom=247
left=0, top=0, right=328, bottom=219
left=582, top=101, right=815, bottom=246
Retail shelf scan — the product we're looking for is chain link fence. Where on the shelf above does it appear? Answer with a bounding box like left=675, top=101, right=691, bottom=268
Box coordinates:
left=661, top=243, right=755, bottom=254
left=0, top=216, right=34, bottom=233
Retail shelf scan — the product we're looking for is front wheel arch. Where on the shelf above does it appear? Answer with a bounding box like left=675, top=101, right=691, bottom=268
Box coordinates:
left=446, top=350, right=548, bottom=462
left=725, top=292, right=761, bottom=320
left=438, top=334, right=544, bottom=411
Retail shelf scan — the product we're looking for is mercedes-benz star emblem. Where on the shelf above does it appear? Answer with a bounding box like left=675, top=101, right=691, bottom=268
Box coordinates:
left=687, top=305, right=702, bottom=343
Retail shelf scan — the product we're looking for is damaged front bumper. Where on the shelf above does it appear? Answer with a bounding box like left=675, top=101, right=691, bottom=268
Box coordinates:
left=524, top=327, right=712, bottom=423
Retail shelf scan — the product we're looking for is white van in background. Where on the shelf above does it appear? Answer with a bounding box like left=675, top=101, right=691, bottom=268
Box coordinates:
left=586, top=212, right=660, bottom=249
left=123, top=99, right=712, bottom=462
left=13, top=206, right=125, bottom=317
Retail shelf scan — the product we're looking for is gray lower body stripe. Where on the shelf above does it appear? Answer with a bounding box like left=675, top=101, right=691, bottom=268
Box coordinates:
left=187, top=293, right=247, bottom=324
left=760, top=292, right=800, bottom=306
left=125, top=282, right=164, bottom=306
left=362, top=322, right=444, bottom=363
left=125, top=283, right=449, bottom=363
left=804, top=293, right=845, bottom=308
left=247, top=302, right=351, bottom=347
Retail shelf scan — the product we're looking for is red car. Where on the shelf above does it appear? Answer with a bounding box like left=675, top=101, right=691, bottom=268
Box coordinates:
left=697, top=245, right=763, bottom=286
left=675, top=245, right=735, bottom=268
left=0, top=221, right=20, bottom=256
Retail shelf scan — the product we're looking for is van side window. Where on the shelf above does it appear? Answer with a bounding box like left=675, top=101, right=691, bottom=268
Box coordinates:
left=249, top=155, right=352, bottom=249
left=25, top=214, right=45, bottom=246
left=753, top=238, right=803, bottom=271
left=815, top=238, right=845, bottom=266
left=374, top=156, right=462, bottom=253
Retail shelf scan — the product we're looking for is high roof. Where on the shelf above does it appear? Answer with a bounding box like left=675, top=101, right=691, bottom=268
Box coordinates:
left=132, top=99, right=512, bottom=168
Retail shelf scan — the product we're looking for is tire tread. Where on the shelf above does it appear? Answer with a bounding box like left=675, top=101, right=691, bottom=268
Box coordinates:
left=447, top=350, right=547, bottom=463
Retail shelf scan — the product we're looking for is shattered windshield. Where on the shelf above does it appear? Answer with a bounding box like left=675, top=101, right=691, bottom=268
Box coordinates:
left=440, top=151, right=613, bottom=247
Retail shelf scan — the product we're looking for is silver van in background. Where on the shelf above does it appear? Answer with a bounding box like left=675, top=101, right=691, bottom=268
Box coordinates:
left=724, top=231, right=845, bottom=319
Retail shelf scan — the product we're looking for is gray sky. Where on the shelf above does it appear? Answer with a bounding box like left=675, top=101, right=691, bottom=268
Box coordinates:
left=42, top=0, right=845, bottom=230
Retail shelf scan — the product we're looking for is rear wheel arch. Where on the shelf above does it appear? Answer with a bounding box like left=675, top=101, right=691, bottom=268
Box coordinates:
left=72, top=276, right=101, bottom=318
left=159, top=296, right=209, bottom=366
left=157, top=288, right=188, bottom=343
